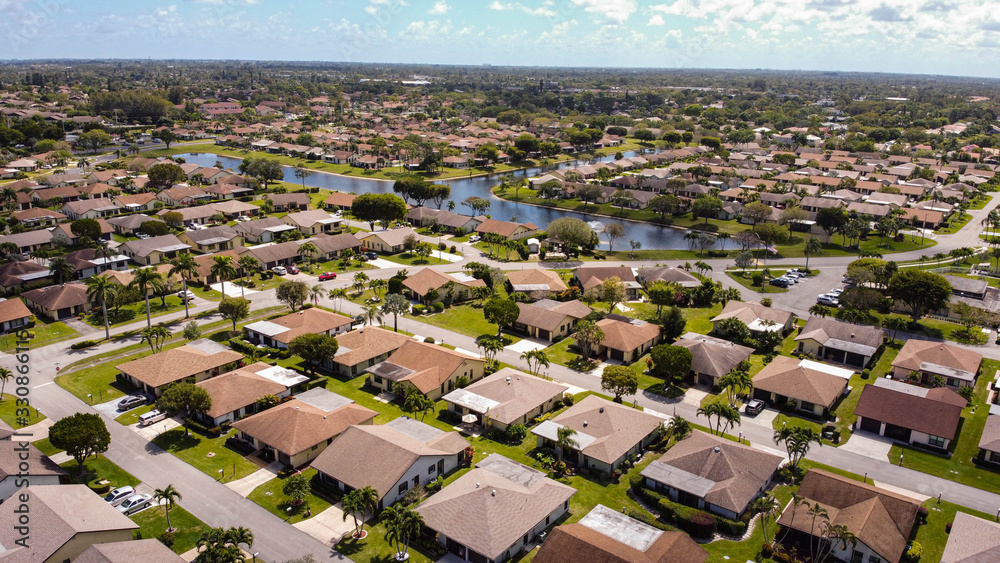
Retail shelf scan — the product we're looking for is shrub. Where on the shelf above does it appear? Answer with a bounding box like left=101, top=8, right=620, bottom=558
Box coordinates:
left=626, top=508, right=670, bottom=531
left=958, top=385, right=975, bottom=405
left=438, top=242, right=447, bottom=251
left=414, top=536, right=447, bottom=559
left=904, top=541, right=923, bottom=562
left=563, top=395, right=575, bottom=407
left=917, top=506, right=929, bottom=523
left=411, top=304, right=426, bottom=315
left=751, top=272, right=765, bottom=286
left=71, top=339, right=100, bottom=350
left=716, top=516, right=747, bottom=536
left=402, top=484, right=427, bottom=506
left=426, top=476, right=444, bottom=493
left=679, top=509, right=716, bottom=539
left=450, top=245, right=457, bottom=253
left=433, top=301, right=445, bottom=312
left=88, top=478, right=111, bottom=494
left=424, top=336, right=435, bottom=343
left=456, top=375, right=470, bottom=388
left=760, top=297, right=772, bottom=307
left=506, top=423, right=528, bottom=443
left=158, top=531, right=175, bottom=548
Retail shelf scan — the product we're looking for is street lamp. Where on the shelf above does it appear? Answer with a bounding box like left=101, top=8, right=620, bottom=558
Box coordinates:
left=218, top=469, right=224, bottom=480
left=87, top=394, right=93, bottom=404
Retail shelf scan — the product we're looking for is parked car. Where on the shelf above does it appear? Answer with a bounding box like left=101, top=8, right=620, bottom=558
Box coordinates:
left=745, top=399, right=766, bottom=415
left=236, top=215, right=251, bottom=222
left=817, top=294, right=839, bottom=306
left=272, top=266, right=288, bottom=275
left=287, top=265, right=300, bottom=275
left=469, top=235, right=481, bottom=243
left=355, top=255, right=368, bottom=262
left=827, top=288, right=843, bottom=296
left=139, top=410, right=166, bottom=426
left=104, top=486, right=135, bottom=507
left=136, top=233, right=150, bottom=239
left=364, top=252, right=378, bottom=260
left=177, top=290, right=196, bottom=302
left=117, top=395, right=146, bottom=411
left=117, top=493, right=152, bottom=515
left=770, top=277, right=791, bottom=288
left=318, top=272, right=337, bottom=281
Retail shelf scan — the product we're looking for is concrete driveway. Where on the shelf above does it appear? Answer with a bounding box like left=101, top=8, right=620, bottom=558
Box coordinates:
left=505, top=338, right=548, bottom=354
left=210, top=280, right=258, bottom=296
left=93, top=396, right=133, bottom=418
left=293, top=503, right=362, bottom=546
left=741, top=407, right=779, bottom=429
left=840, top=430, right=895, bottom=460
left=367, top=258, right=404, bottom=269
left=130, top=416, right=182, bottom=441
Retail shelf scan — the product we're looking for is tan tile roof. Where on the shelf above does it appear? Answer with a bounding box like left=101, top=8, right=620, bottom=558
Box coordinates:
left=283, top=209, right=338, bottom=228
left=978, top=415, right=1000, bottom=454
left=596, top=316, right=661, bottom=352
left=534, top=511, right=707, bottom=563
left=675, top=332, right=755, bottom=379
left=358, top=227, right=419, bottom=248
left=516, top=299, right=592, bottom=332
left=0, top=442, right=67, bottom=480
left=76, top=539, right=186, bottom=563
left=642, top=431, right=783, bottom=515
left=11, top=207, right=67, bottom=221
left=311, top=418, right=468, bottom=500
left=549, top=395, right=663, bottom=465
left=892, top=340, right=983, bottom=377
left=193, top=250, right=241, bottom=279
left=474, top=218, right=537, bottom=237
left=445, top=368, right=568, bottom=425
left=323, top=192, right=356, bottom=208
left=116, top=344, right=243, bottom=389
left=574, top=266, right=637, bottom=290
left=232, top=398, right=376, bottom=457
left=854, top=380, right=966, bottom=440
left=22, top=283, right=89, bottom=311
left=506, top=269, right=567, bottom=293
left=196, top=363, right=289, bottom=418
left=332, top=326, right=411, bottom=367
left=752, top=356, right=847, bottom=408
left=98, top=263, right=173, bottom=286
left=711, top=300, right=793, bottom=328
left=120, top=234, right=189, bottom=258
left=0, top=297, right=31, bottom=325
left=0, top=485, right=138, bottom=563
left=402, top=269, right=485, bottom=297
left=265, top=308, right=354, bottom=344
left=636, top=266, right=701, bottom=288
left=941, top=511, right=1000, bottom=562
left=416, top=454, right=575, bottom=561
left=795, top=316, right=884, bottom=352
left=778, top=470, right=920, bottom=563
left=372, top=341, right=483, bottom=395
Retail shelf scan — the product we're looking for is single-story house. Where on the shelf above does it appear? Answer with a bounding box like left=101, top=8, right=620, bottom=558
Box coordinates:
left=156, top=185, right=211, bottom=206
left=573, top=267, right=642, bottom=300
left=940, top=511, right=1000, bottom=563
left=532, top=394, right=663, bottom=473
left=195, top=362, right=305, bottom=426
left=235, top=241, right=301, bottom=270
left=0, top=229, right=53, bottom=256
left=978, top=413, right=1000, bottom=467
left=641, top=431, right=784, bottom=520
left=116, top=339, right=244, bottom=396
left=309, top=233, right=363, bottom=260
left=777, top=469, right=920, bottom=563
left=10, top=207, right=66, bottom=227
left=265, top=192, right=310, bottom=212
left=0, top=297, right=32, bottom=333
left=60, top=198, right=120, bottom=220
left=312, top=417, right=469, bottom=509
left=113, top=193, right=158, bottom=212
left=367, top=340, right=485, bottom=401
left=794, top=316, right=884, bottom=368
left=513, top=299, right=592, bottom=342
left=506, top=269, right=568, bottom=296
left=49, top=219, right=114, bottom=247
left=323, top=191, right=356, bottom=211
left=595, top=314, right=663, bottom=363
left=328, top=326, right=412, bottom=378
left=75, top=539, right=187, bottom=563
left=0, top=441, right=67, bottom=502
left=402, top=269, right=486, bottom=304
left=0, top=260, right=50, bottom=293
left=636, top=266, right=701, bottom=289
left=752, top=356, right=851, bottom=417
left=106, top=213, right=165, bottom=236
left=406, top=207, right=484, bottom=233
left=416, top=454, right=575, bottom=563
left=443, top=368, right=568, bottom=431
left=281, top=210, right=342, bottom=235
left=119, top=234, right=192, bottom=266
left=711, top=300, right=795, bottom=336
left=674, top=332, right=755, bottom=387
left=62, top=248, right=130, bottom=280
left=243, top=308, right=354, bottom=350
left=22, top=283, right=92, bottom=320
left=891, top=340, right=983, bottom=389
left=533, top=504, right=707, bottom=563
left=475, top=219, right=538, bottom=241
left=357, top=227, right=420, bottom=254
left=177, top=225, right=243, bottom=254
left=234, top=217, right=297, bottom=244
left=854, top=377, right=966, bottom=450
left=191, top=250, right=241, bottom=285
left=232, top=387, right=377, bottom=468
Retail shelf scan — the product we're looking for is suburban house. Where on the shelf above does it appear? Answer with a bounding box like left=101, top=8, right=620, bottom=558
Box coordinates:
left=195, top=362, right=306, bottom=427
left=119, top=234, right=192, bottom=266
left=156, top=185, right=210, bottom=206
left=61, top=197, right=120, bottom=220
left=777, top=469, right=920, bottom=563
left=106, top=214, right=163, bottom=236
left=0, top=485, right=139, bottom=563
left=0, top=229, right=54, bottom=256
left=752, top=356, right=851, bottom=416
left=357, top=227, right=419, bottom=254
left=794, top=317, right=884, bottom=368
left=854, top=377, right=966, bottom=450
left=531, top=395, right=663, bottom=473
left=177, top=225, right=243, bottom=254
left=281, top=210, right=342, bottom=235
left=312, top=417, right=469, bottom=509
left=402, top=269, right=486, bottom=304
left=978, top=412, right=1000, bottom=466
left=573, top=267, right=642, bottom=300
left=711, top=300, right=795, bottom=335
left=443, top=368, right=568, bottom=431
left=265, top=192, right=310, bottom=212
left=416, top=454, right=576, bottom=563
left=323, top=191, right=356, bottom=211
left=50, top=219, right=114, bottom=246
left=309, top=233, right=363, bottom=260
left=940, top=511, right=1000, bottom=562
left=243, top=308, right=354, bottom=349
left=367, top=340, right=485, bottom=401
left=891, top=340, right=983, bottom=389
left=232, top=387, right=377, bottom=467
left=76, top=539, right=186, bottom=563
left=406, top=207, right=484, bottom=233
left=235, top=241, right=302, bottom=271
left=0, top=298, right=32, bottom=333
left=63, top=248, right=130, bottom=279
left=506, top=269, right=568, bottom=296
left=10, top=207, right=66, bottom=227
left=113, top=193, right=159, bottom=212
left=116, top=339, right=244, bottom=396
left=636, top=266, right=702, bottom=289
left=474, top=218, right=538, bottom=241
left=327, top=326, right=411, bottom=377
left=641, top=431, right=784, bottom=519
left=533, top=504, right=708, bottom=563
left=513, top=299, right=592, bottom=342
left=595, top=315, right=663, bottom=363
left=0, top=441, right=67, bottom=501
left=234, top=217, right=298, bottom=244
left=22, top=283, right=92, bottom=320
left=674, top=332, right=755, bottom=387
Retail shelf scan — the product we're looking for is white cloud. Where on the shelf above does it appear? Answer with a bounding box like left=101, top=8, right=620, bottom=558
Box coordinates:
left=570, top=0, right=636, bottom=25
left=429, top=0, right=449, bottom=15
left=649, top=14, right=665, bottom=26
left=488, top=1, right=556, bottom=17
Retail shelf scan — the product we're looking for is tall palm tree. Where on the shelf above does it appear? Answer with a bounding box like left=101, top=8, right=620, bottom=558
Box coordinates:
left=225, top=527, right=254, bottom=555
left=342, top=485, right=380, bottom=539
left=48, top=256, right=75, bottom=284
left=210, top=256, right=237, bottom=299
left=153, top=484, right=182, bottom=533
left=84, top=275, right=118, bottom=340
left=352, top=272, right=369, bottom=295
left=778, top=493, right=807, bottom=545
left=0, top=368, right=12, bottom=401
left=129, top=268, right=163, bottom=328
left=808, top=503, right=829, bottom=562
left=169, top=253, right=198, bottom=319
left=362, top=303, right=382, bottom=326
left=369, top=278, right=387, bottom=300
left=381, top=504, right=424, bottom=561
left=666, top=415, right=691, bottom=442
left=381, top=293, right=409, bottom=332
left=804, top=236, right=822, bottom=272
left=555, top=426, right=578, bottom=461
left=328, top=288, right=348, bottom=312
left=238, top=255, right=260, bottom=289
left=751, top=493, right=781, bottom=546
left=298, top=242, right=319, bottom=264
left=309, top=284, right=325, bottom=305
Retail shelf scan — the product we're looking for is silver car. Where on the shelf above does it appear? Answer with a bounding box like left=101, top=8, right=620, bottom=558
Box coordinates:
left=117, top=493, right=152, bottom=515
left=104, top=486, right=135, bottom=507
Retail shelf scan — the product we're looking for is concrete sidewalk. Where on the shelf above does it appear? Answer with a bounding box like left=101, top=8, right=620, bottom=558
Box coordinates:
left=226, top=461, right=283, bottom=497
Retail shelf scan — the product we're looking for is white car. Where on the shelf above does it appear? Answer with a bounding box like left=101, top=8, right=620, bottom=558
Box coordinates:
left=177, top=290, right=196, bottom=302
left=469, top=235, right=481, bottom=243
left=236, top=215, right=251, bottom=222
left=272, top=266, right=288, bottom=275
left=104, top=486, right=135, bottom=507
left=828, top=288, right=843, bottom=296
left=117, top=493, right=152, bottom=515
left=817, top=294, right=839, bottom=306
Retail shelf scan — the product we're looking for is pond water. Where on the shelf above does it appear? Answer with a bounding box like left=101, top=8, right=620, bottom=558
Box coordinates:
left=175, top=151, right=717, bottom=250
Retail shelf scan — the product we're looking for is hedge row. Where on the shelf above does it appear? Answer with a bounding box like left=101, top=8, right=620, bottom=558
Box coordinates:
left=629, top=477, right=746, bottom=538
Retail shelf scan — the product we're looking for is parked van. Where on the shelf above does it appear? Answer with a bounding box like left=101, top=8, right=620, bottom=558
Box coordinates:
left=139, top=410, right=166, bottom=426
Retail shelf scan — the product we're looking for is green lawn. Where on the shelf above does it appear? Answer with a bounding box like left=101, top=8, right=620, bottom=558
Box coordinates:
left=115, top=404, right=155, bottom=426
left=543, top=338, right=599, bottom=372
left=0, top=394, right=46, bottom=428
left=151, top=428, right=259, bottom=484
left=246, top=468, right=333, bottom=524
left=703, top=484, right=795, bottom=561
left=888, top=360, right=1000, bottom=495
left=88, top=296, right=190, bottom=328
left=935, top=211, right=973, bottom=234
left=408, top=303, right=520, bottom=343
left=725, top=269, right=789, bottom=293
left=913, top=499, right=996, bottom=563
left=0, top=319, right=79, bottom=353
left=32, top=436, right=63, bottom=457
left=59, top=454, right=140, bottom=487
left=378, top=249, right=462, bottom=267
left=131, top=503, right=210, bottom=554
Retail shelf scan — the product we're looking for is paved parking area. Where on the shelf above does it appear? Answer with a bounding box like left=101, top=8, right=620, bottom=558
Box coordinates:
left=506, top=338, right=548, bottom=354
left=293, top=503, right=361, bottom=546
left=839, top=430, right=894, bottom=460
left=210, top=281, right=258, bottom=296
left=130, top=416, right=183, bottom=441
left=93, top=396, right=133, bottom=418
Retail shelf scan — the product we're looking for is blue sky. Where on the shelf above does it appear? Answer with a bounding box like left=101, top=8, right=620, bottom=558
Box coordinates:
left=4, top=0, right=1000, bottom=78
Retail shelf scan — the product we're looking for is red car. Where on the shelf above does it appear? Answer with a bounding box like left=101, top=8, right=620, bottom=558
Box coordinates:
left=318, top=272, right=337, bottom=281
left=287, top=265, right=300, bottom=275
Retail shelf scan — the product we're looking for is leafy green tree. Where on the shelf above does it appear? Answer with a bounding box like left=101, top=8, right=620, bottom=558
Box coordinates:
left=692, top=196, right=724, bottom=224
left=283, top=473, right=311, bottom=505
left=148, top=162, right=187, bottom=187
left=601, top=276, right=627, bottom=313
left=483, top=296, right=519, bottom=336
left=183, top=321, right=202, bottom=341
left=740, top=201, right=772, bottom=230
left=658, top=306, right=687, bottom=342
left=888, top=270, right=952, bottom=322
left=157, top=383, right=212, bottom=436
left=546, top=217, right=593, bottom=252
left=601, top=365, right=638, bottom=402
left=70, top=218, right=102, bottom=242
left=218, top=297, right=250, bottom=331
left=141, top=325, right=171, bottom=353
left=352, top=193, right=408, bottom=230
left=650, top=344, right=693, bottom=384
left=288, top=333, right=339, bottom=375
left=210, top=255, right=237, bottom=299
left=49, top=413, right=111, bottom=475
left=574, top=319, right=605, bottom=358
left=276, top=280, right=310, bottom=311
left=78, top=129, right=111, bottom=153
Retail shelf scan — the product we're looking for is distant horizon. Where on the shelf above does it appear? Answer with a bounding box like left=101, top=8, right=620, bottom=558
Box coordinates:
left=4, top=0, right=1000, bottom=79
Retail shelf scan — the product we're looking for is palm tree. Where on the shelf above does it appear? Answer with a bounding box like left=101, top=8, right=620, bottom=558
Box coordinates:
left=362, top=303, right=383, bottom=326
left=298, top=242, right=319, bottom=264
left=381, top=293, right=409, bottom=332
left=0, top=368, right=12, bottom=401
left=210, top=256, right=237, bottom=298
left=808, top=503, right=829, bottom=562
left=308, top=284, right=324, bottom=305
left=141, top=325, right=170, bottom=353
left=717, top=232, right=731, bottom=252
left=369, top=278, right=388, bottom=300
left=352, top=272, right=369, bottom=295
left=817, top=524, right=857, bottom=562
left=328, top=288, right=348, bottom=312
left=84, top=275, right=118, bottom=340
left=342, top=486, right=380, bottom=539
left=49, top=256, right=75, bottom=284
left=238, top=255, right=260, bottom=288
left=773, top=426, right=822, bottom=469
left=294, top=164, right=313, bottom=189
left=751, top=493, right=781, bottom=547
left=804, top=236, right=822, bottom=272
left=382, top=504, right=424, bottom=561
left=153, top=484, right=182, bottom=533
left=555, top=426, right=578, bottom=461
left=226, top=526, right=254, bottom=554
left=697, top=403, right=723, bottom=435
left=719, top=368, right=753, bottom=408
left=282, top=473, right=310, bottom=506
left=129, top=268, right=163, bottom=328
left=778, top=493, right=808, bottom=545
left=169, top=253, right=198, bottom=319
left=666, top=415, right=691, bottom=442
left=520, top=349, right=550, bottom=378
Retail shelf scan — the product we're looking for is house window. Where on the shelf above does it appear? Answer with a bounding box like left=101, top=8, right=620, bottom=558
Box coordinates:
left=545, top=516, right=550, bottom=525
left=373, top=375, right=383, bottom=384
left=947, top=378, right=957, bottom=387
left=428, top=464, right=436, bottom=475
left=869, top=557, right=882, bottom=563
left=929, top=435, right=945, bottom=448
left=398, top=482, right=408, bottom=494
left=851, top=552, right=863, bottom=563
left=800, top=401, right=815, bottom=412
left=564, top=501, right=569, bottom=510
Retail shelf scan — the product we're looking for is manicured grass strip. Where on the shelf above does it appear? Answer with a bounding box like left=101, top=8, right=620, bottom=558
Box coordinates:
left=151, top=428, right=259, bottom=484
left=246, top=468, right=333, bottom=524
left=0, top=320, right=79, bottom=353
left=31, top=437, right=63, bottom=457
left=131, top=503, right=210, bottom=554
left=115, top=404, right=155, bottom=426
left=0, top=394, right=46, bottom=428
left=59, top=453, right=140, bottom=488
